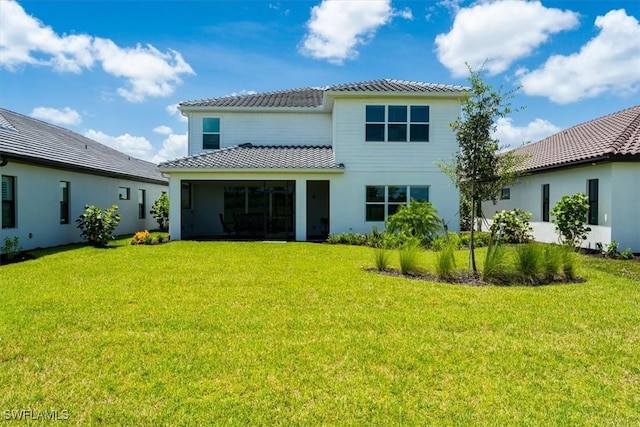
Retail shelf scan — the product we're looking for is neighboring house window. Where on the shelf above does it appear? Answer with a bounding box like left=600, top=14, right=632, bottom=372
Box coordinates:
left=60, top=181, right=70, bottom=224
left=365, top=185, right=429, bottom=221
left=203, top=118, right=220, bottom=150
left=500, top=188, right=510, bottom=200
left=119, top=187, right=130, bottom=200
left=2, top=175, right=16, bottom=228
left=587, top=179, right=598, bottom=225
left=365, top=105, right=429, bottom=142
left=138, top=189, right=146, bottom=219
left=181, top=182, right=192, bottom=209
left=542, top=184, right=550, bottom=222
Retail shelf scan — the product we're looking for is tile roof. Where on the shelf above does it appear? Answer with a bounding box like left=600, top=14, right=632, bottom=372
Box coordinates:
left=179, top=79, right=468, bottom=108
left=0, top=108, right=167, bottom=184
left=511, top=105, right=640, bottom=171
left=158, top=144, right=343, bottom=171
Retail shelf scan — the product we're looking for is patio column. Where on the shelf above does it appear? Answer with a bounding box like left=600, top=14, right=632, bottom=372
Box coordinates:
left=295, top=178, right=307, bottom=241
left=168, top=177, right=182, bottom=241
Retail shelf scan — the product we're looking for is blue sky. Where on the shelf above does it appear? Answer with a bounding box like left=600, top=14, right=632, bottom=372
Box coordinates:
left=1, top=0, right=639, bottom=163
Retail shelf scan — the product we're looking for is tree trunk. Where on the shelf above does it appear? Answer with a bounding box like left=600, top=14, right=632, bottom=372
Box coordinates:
left=469, top=197, right=477, bottom=274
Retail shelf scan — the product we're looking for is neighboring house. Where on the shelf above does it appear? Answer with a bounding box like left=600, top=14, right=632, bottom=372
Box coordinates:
left=482, top=105, right=640, bottom=252
left=158, top=79, right=467, bottom=241
left=0, top=108, right=168, bottom=251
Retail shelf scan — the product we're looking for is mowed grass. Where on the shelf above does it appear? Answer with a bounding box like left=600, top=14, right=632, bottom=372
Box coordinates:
left=1, top=239, right=639, bottom=425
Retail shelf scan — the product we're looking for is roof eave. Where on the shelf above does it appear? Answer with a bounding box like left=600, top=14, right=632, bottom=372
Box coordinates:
left=178, top=105, right=327, bottom=114
left=1, top=152, right=168, bottom=185
left=157, top=167, right=345, bottom=174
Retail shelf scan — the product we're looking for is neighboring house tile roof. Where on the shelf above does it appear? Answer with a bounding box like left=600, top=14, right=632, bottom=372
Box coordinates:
left=512, top=105, right=640, bottom=172
left=158, top=144, right=343, bottom=171
left=179, top=79, right=468, bottom=108
left=0, top=108, right=167, bottom=184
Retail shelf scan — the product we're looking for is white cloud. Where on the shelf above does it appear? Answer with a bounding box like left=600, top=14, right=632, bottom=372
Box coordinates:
left=84, top=129, right=154, bottom=160
left=394, top=7, right=413, bottom=21
left=151, top=132, right=188, bottom=164
left=300, top=0, right=411, bottom=64
left=84, top=128, right=187, bottom=164
left=435, top=0, right=579, bottom=77
left=0, top=0, right=194, bottom=102
left=166, top=103, right=187, bottom=123
left=520, top=9, right=640, bottom=104
left=153, top=125, right=173, bottom=135
left=30, top=107, right=82, bottom=125
left=493, top=117, right=561, bottom=149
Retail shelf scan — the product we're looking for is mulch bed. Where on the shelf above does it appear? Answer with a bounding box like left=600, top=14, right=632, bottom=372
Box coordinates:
left=1, top=252, right=36, bottom=266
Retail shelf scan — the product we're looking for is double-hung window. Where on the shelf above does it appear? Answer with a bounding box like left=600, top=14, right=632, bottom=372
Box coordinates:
left=60, top=181, right=69, bottom=224
left=365, top=185, right=430, bottom=221
left=203, top=118, right=220, bottom=150
left=588, top=179, right=598, bottom=225
left=365, top=105, right=429, bottom=142
left=2, top=175, right=16, bottom=228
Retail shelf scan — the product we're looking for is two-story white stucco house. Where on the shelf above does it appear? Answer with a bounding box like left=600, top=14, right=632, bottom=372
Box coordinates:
left=158, top=80, right=468, bottom=241
left=0, top=107, right=168, bottom=251
left=482, top=105, right=640, bottom=252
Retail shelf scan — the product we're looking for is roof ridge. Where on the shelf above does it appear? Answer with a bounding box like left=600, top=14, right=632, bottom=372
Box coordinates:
left=608, top=105, right=640, bottom=154
left=179, top=86, right=326, bottom=106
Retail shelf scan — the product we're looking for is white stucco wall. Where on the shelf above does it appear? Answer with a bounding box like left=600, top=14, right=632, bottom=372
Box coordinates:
left=1, top=162, right=167, bottom=251
left=610, top=163, right=640, bottom=252
left=187, top=111, right=332, bottom=156
left=481, top=163, right=623, bottom=250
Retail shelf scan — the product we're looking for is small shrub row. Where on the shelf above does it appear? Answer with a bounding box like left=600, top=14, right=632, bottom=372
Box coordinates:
left=131, top=230, right=170, bottom=245
left=596, top=241, right=635, bottom=260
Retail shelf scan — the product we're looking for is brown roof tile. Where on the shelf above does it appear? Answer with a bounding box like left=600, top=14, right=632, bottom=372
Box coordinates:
left=511, top=105, right=640, bottom=171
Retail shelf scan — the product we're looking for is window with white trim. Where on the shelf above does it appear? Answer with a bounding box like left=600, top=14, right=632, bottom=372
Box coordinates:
left=365, top=105, right=429, bottom=142
left=365, top=185, right=430, bottom=221
left=2, top=175, right=16, bottom=228
left=203, top=118, right=220, bottom=150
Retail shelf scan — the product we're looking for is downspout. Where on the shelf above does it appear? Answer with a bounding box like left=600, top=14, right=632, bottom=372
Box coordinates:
left=0, top=155, right=8, bottom=167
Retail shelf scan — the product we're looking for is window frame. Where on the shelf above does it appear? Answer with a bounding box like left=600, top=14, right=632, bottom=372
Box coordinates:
left=2, top=175, right=16, bottom=229
left=365, top=105, right=429, bottom=143
left=138, top=189, right=146, bottom=219
left=500, top=188, right=511, bottom=200
left=365, top=185, right=430, bottom=222
left=60, top=181, right=70, bottom=225
left=203, top=117, right=221, bottom=150
left=587, top=179, right=599, bottom=225
left=542, top=184, right=550, bottom=222
left=119, top=187, right=130, bottom=201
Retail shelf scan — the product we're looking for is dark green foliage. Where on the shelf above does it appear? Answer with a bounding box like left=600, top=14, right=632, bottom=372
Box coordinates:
left=327, top=232, right=370, bottom=246
left=373, top=248, right=392, bottom=271
left=150, top=192, right=169, bottom=231
left=386, top=200, right=442, bottom=245
left=460, top=231, right=492, bottom=248
left=619, top=248, right=634, bottom=260
left=490, top=209, right=533, bottom=243
left=431, top=232, right=462, bottom=251
left=561, top=245, right=579, bottom=279
left=1, top=236, right=22, bottom=261
left=551, top=193, right=591, bottom=247
left=543, top=244, right=564, bottom=279
left=482, top=237, right=510, bottom=283
left=398, top=239, right=421, bottom=274
left=76, top=204, right=121, bottom=247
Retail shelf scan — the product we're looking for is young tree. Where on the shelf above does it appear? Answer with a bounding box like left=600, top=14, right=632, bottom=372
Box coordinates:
left=551, top=193, right=591, bottom=247
left=150, top=192, right=169, bottom=231
left=441, top=65, right=525, bottom=274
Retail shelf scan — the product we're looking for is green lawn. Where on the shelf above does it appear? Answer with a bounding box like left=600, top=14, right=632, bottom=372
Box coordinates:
left=1, top=238, right=639, bottom=425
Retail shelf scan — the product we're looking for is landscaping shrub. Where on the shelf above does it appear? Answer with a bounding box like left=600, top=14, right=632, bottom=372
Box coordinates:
left=435, top=242, right=457, bottom=281
left=551, top=193, right=591, bottom=247
left=373, top=248, right=392, bottom=271
left=431, top=232, right=461, bottom=251
left=150, top=192, right=169, bottom=231
left=543, top=244, right=564, bottom=280
left=561, top=245, right=579, bottom=279
left=76, top=204, right=121, bottom=247
left=398, top=239, right=421, bottom=275
left=386, top=200, right=442, bottom=246
left=489, top=209, right=533, bottom=243
left=326, top=232, right=369, bottom=246
left=131, top=230, right=153, bottom=245
left=482, top=237, right=510, bottom=283
left=514, top=243, right=545, bottom=283
left=1, top=236, right=22, bottom=261
left=619, top=248, right=634, bottom=260
left=460, top=231, right=491, bottom=248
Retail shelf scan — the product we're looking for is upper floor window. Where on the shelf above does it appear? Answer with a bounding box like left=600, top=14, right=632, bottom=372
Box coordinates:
left=365, top=185, right=429, bottom=221
left=365, top=105, right=429, bottom=142
left=119, top=187, right=130, bottom=200
left=2, top=175, right=16, bottom=229
left=587, top=179, right=598, bottom=225
left=60, top=181, right=70, bottom=224
left=203, top=118, right=220, bottom=150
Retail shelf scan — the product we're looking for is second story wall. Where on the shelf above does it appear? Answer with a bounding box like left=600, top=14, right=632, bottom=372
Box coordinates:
left=187, top=111, right=332, bottom=156
left=332, top=97, right=461, bottom=172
